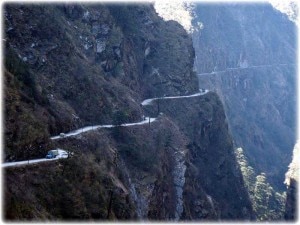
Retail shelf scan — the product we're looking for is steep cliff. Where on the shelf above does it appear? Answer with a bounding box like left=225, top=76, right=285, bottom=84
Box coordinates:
left=4, top=3, right=253, bottom=221
left=193, top=3, right=296, bottom=192
left=198, top=66, right=296, bottom=190
left=192, top=3, right=297, bottom=221
left=142, top=92, right=254, bottom=220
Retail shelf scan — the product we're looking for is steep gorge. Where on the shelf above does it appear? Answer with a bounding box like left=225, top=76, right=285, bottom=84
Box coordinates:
left=4, top=3, right=256, bottom=221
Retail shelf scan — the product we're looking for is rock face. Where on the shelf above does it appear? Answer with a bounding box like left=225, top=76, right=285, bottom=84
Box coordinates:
left=4, top=3, right=253, bottom=221
left=4, top=3, right=198, bottom=161
left=141, top=92, right=254, bottom=220
left=193, top=3, right=296, bottom=193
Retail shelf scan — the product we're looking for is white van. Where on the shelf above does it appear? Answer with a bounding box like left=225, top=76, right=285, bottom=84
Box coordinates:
left=46, top=149, right=69, bottom=159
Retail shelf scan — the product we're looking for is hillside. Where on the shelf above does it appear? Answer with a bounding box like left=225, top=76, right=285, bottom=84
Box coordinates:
left=3, top=3, right=253, bottom=221
left=4, top=3, right=198, bottom=161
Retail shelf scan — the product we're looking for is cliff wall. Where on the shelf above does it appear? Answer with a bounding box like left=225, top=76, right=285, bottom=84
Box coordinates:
left=193, top=3, right=296, bottom=192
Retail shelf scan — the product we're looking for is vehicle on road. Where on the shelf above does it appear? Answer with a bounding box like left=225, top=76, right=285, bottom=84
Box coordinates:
left=46, top=149, right=69, bottom=159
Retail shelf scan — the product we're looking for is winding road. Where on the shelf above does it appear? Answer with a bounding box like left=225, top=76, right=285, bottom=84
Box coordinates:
left=141, top=90, right=209, bottom=106
left=51, top=117, right=157, bottom=140
left=3, top=89, right=210, bottom=167
left=4, top=62, right=294, bottom=167
left=51, top=89, right=209, bottom=140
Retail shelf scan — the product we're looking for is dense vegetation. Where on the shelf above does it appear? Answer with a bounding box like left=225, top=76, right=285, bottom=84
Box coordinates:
left=235, top=148, right=286, bottom=221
